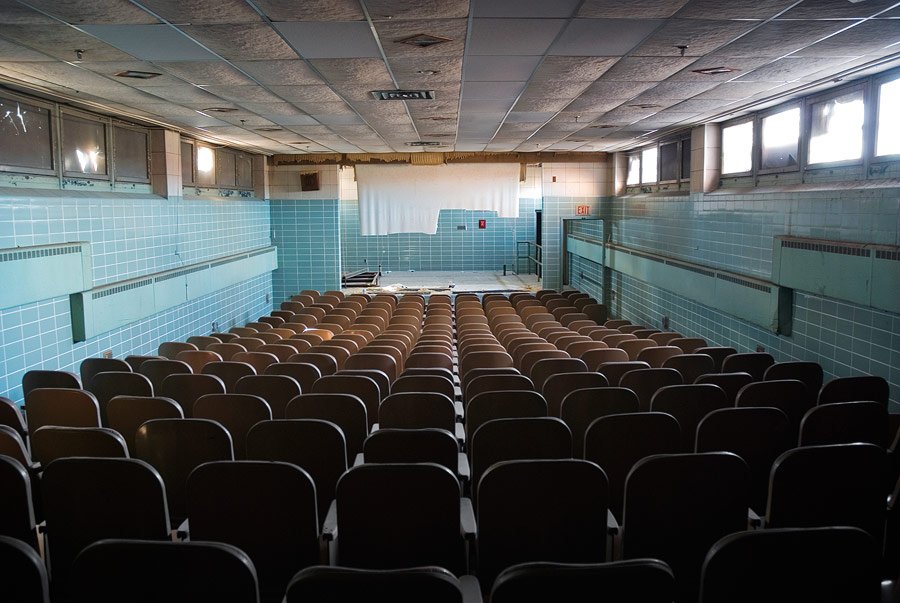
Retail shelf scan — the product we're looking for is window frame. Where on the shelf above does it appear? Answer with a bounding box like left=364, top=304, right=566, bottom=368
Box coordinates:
left=111, top=121, right=151, bottom=184
left=640, top=145, right=659, bottom=184
left=720, top=117, right=755, bottom=177
left=757, top=102, right=802, bottom=176
left=804, top=81, right=867, bottom=169
left=872, top=71, right=900, bottom=162
left=0, top=91, right=57, bottom=176
left=626, top=152, right=641, bottom=185
left=60, top=108, right=111, bottom=180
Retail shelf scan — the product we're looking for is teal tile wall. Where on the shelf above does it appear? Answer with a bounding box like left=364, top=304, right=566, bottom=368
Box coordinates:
left=271, top=198, right=341, bottom=301
left=605, top=188, right=900, bottom=408
left=339, top=197, right=539, bottom=274
left=0, top=190, right=273, bottom=405
left=567, top=218, right=605, bottom=302
left=542, top=197, right=601, bottom=290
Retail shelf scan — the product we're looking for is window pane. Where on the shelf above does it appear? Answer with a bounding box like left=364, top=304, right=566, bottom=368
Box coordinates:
left=195, top=145, right=215, bottom=186
left=0, top=97, right=53, bottom=170
left=181, top=141, right=194, bottom=184
left=761, top=107, right=800, bottom=169
left=876, top=77, right=900, bottom=157
left=808, top=90, right=864, bottom=164
left=722, top=121, right=753, bottom=174
left=216, top=149, right=236, bottom=187
left=236, top=153, right=253, bottom=189
left=114, top=127, right=148, bottom=180
left=63, top=115, right=107, bottom=176
left=681, top=138, right=691, bottom=180
left=659, top=141, right=678, bottom=181
left=641, top=147, right=658, bottom=183
left=626, top=154, right=640, bottom=184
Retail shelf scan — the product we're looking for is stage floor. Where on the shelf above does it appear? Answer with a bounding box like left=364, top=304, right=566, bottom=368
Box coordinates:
left=342, top=270, right=541, bottom=296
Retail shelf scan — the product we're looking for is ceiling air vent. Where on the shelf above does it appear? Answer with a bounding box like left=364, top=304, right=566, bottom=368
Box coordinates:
left=255, top=127, right=284, bottom=132
left=405, top=141, right=443, bottom=147
left=114, top=70, right=162, bottom=79
left=396, top=33, right=452, bottom=48
left=372, top=90, right=435, bottom=100
left=202, top=107, right=238, bottom=113
left=692, top=66, right=736, bottom=75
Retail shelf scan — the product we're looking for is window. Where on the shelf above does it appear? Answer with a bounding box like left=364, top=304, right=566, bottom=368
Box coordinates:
left=761, top=106, right=800, bottom=170
left=113, top=126, right=149, bottom=181
left=0, top=96, right=53, bottom=172
left=626, top=154, right=640, bottom=185
left=722, top=120, right=753, bottom=174
left=216, top=149, right=236, bottom=188
left=195, top=145, right=216, bottom=186
left=680, top=137, right=691, bottom=180
left=876, top=76, right=900, bottom=157
left=236, top=153, right=253, bottom=189
left=808, top=89, right=864, bottom=164
left=659, top=141, right=679, bottom=182
left=181, top=141, right=194, bottom=185
left=62, top=113, right=108, bottom=177
left=641, top=146, right=658, bottom=183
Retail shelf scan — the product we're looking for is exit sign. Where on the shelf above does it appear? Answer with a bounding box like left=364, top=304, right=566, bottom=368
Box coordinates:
left=576, top=205, right=591, bottom=215
left=478, top=219, right=487, bottom=229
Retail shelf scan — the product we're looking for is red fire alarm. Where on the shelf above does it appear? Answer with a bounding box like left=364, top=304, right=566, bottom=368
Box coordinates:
left=478, top=219, right=487, bottom=229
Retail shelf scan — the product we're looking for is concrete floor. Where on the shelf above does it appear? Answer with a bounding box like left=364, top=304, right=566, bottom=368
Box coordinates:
left=343, top=270, right=541, bottom=295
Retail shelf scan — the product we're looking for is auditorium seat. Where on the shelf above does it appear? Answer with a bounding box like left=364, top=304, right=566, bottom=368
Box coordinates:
left=266, top=362, right=321, bottom=393
left=763, top=361, right=823, bottom=406
left=106, top=395, right=183, bottom=454
left=312, top=374, right=381, bottom=429
left=22, top=370, right=81, bottom=398
left=378, top=392, right=463, bottom=442
left=543, top=371, right=609, bottom=417
left=361, top=428, right=469, bottom=486
left=581, top=347, right=630, bottom=371
left=207, top=342, right=248, bottom=361
left=234, top=374, right=302, bottom=420
left=560, top=388, right=640, bottom=457
left=818, top=375, right=890, bottom=407
left=720, top=352, right=775, bottom=381
left=649, top=383, right=729, bottom=452
left=79, top=357, right=131, bottom=392
left=31, top=426, right=127, bottom=466
left=0, top=534, right=48, bottom=603
left=193, top=394, right=272, bottom=460
left=286, top=565, right=478, bottom=603
left=286, top=393, right=367, bottom=459
left=694, top=372, right=754, bottom=404
left=648, top=332, right=683, bottom=346
left=668, top=337, right=708, bottom=354
left=636, top=345, right=682, bottom=368
left=595, top=360, right=650, bottom=386
left=138, top=359, right=192, bottom=391
left=465, top=391, right=548, bottom=443
left=70, top=539, right=260, bottom=603
left=159, top=373, right=226, bottom=417
left=24, top=388, right=101, bottom=432
left=0, top=455, right=38, bottom=549
left=530, top=358, right=588, bottom=393
left=88, top=371, right=154, bottom=423
left=186, top=335, right=223, bottom=350
left=157, top=341, right=197, bottom=360
left=693, top=347, right=737, bottom=372
left=735, top=379, right=810, bottom=442
left=345, top=353, right=398, bottom=382
left=798, top=401, right=889, bottom=448
left=662, top=353, right=715, bottom=384
left=203, top=361, right=256, bottom=392
left=231, top=336, right=267, bottom=351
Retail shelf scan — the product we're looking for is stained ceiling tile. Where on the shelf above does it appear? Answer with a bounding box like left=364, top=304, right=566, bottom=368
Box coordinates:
left=675, top=0, right=799, bottom=19
left=530, top=56, right=618, bottom=83
left=161, top=61, right=255, bottom=87
left=308, top=58, right=393, bottom=83
left=268, top=85, right=345, bottom=103
left=253, top=0, right=365, bottom=21
left=463, top=81, right=526, bottom=100
left=388, top=56, right=464, bottom=84
left=24, top=0, right=160, bottom=24
left=469, top=19, right=568, bottom=56
left=473, top=0, right=581, bottom=18
left=714, top=20, right=851, bottom=58
left=75, top=24, right=220, bottom=61
left=669, top=55, right=774, bottom=81
left=630, top=19, right=757, bottom=57
left=134, top=0, right=261, bottom=24
left=599, top=56, right=697, bottom=81
left=406, top=100, right=460, bottom=118
left=180, top=24, right=298, bottom=60
left=791, top=21, right=900, bottom=58
left=275, top=22, right=380, bottom=59
left=512, top=96, right=573, bottom=113
left=550, top=19, right=665, bottom=56
left=0, top=25, right=137, bottom=62
left=374, top=18, right=468, bottom=59
left=366, top=0, right=470, bottom=19
left=464, top=56, right=543, bottom=81
left=231, top=60, right=323, bottom=86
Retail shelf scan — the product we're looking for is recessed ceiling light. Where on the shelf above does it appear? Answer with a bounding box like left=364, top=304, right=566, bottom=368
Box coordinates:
left=396, top=33, right=452, bottom=48
left=202, top=107, right=238, bottom=113
left=372, top=90, right=435, bottom=100
left=691, top=66, right=736, bottom=75
left=114, top=70, right=162, bottom=79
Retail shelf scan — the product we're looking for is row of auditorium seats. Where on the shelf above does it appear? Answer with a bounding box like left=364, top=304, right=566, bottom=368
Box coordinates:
left=0, top=286, right=896, bottom=602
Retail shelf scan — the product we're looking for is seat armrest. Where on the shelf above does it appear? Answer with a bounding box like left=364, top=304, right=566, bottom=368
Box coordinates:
left=457, top=453, right=471, bottom=481
left=370, top=423, right=379, bottom=433
left=353, top=453, right=364, bottom=467
left=748, top=507, right=762, bottom=528
left=606, top=509, right=620, bottom=536
left=454, top=401, right=464, bottom=419
left=460, top=497, right=477, bottom=541
left=459, top=575, right=483, bottom=603
left=175, top=518, right=189, bottom=541
left=455, top=423, right=466, bottom=444
left=322, top=499, right=338, bottom=541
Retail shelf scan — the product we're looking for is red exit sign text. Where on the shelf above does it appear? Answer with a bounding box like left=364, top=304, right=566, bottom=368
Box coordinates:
left=576, top=205, right=591, bottom=216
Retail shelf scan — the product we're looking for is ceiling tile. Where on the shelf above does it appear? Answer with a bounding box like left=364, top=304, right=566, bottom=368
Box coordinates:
left=630, top=19, right=757, bottom=57
left=549, top=19, right=665, bottom=56
left=733, top=56, right=859, bottom=82
left=161, top=61, right=255, bottom=87
left=675, top=0, right=799, bottom=19
left=294, top=101, right=356, bottom=115
left=469, top=19, right=568, bottom=56
left=388, top=56, right=464, bottom=85
left=0, top=39, right=56, bottom=62
left=714, top=20, right=850, bottom=58
left=268, top=114, right=321, bottom=126
left=232, top=60, right=323, bottom=86
left=565, top=96, right=630, bottom=113
left=630, top=80, right=720, bottom=100
left=780, top=0, right=900, bottom=19
left=669, top=54, right=774, bottom=81
left=201, top=85, right=286, bottom=104
left=530, top=56, right=618, bottom=82
left=254, top=0, right=364, bottom=21
left=180, top=24, right=298, bottom=60
left=275, top=22, right=380, bottom=58
left=135, top=0, right=261, bottom=24
left=0, top=3, right=60, bottom=24
left=406, top=100, right=460, bottom=118
left=311, top=113, right=366, bottom=125
left=308, top=58, right=393, bottom=83
left=599, top=56, right=696, bottom=81
left=464, top=56, right=543, bottom=81
left=691, top=81, right=784, bottom=100
left=373, top=18, right=468, bottom=59
left=0, top=25, right=137, bottom=62
left=666, top=97, right=735, bottom=112
left=512, top=96, right=573, bottom=113
left=237, top=102, right=307, bottom=116
left=268, top=85, right=345, bottom=103
left=463, top=81, right=526, bottom=100
left=366, top=0, right=469, bottom=19
left=473, top=0, right=581, bottom=18
left=134, top=84, right=222, bottom=104
left=505, top=112, right=556, bottom=123
left=791, top=21, right=900, bottom=58
left=77, top=24, right=219, bottom=60
left=460, top=99, right=514, bottom=113
left=23, top=0, right=160, bottom=24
